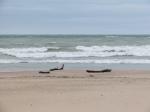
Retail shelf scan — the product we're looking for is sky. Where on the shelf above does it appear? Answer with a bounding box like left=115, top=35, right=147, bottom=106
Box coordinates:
left=0, top=0, right=150, bottom=34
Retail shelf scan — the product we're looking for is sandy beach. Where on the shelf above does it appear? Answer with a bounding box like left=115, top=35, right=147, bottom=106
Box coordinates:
left=0, top=70, right=150, bottom=112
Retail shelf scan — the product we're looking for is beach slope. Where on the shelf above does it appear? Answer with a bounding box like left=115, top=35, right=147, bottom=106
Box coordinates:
left=0, top=70, right=150, bottom=112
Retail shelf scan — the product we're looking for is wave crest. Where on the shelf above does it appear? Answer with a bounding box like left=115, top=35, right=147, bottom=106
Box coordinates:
left=1, top=45, right=150, bottom=58
left=1, top=59, right=150, bottom=64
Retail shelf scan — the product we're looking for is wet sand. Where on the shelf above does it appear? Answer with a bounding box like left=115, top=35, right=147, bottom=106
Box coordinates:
left=0, top=70, right=150, bottom=112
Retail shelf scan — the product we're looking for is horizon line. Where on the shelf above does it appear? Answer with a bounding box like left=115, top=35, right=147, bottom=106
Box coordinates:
left=0, top=34, right=150, bottom=35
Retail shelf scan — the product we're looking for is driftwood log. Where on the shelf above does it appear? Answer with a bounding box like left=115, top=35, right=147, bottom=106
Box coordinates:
left=39, top=71, right=50, bottom=73
left=39, top=64, right=64, bottom=73
left=86, top=69, right=112, bottom=73
left=50, top=64, right=64, bottom=71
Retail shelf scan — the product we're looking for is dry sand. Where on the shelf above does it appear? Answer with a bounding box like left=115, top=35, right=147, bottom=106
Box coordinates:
left=0, top=70, right=150, bottom=112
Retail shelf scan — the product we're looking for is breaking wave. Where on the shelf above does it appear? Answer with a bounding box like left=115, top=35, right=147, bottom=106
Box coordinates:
left=0, top=45, right=150, bottom=58
left=0, top=47, right=60, bottom=58
left=1, top=59, right=150, bottom=64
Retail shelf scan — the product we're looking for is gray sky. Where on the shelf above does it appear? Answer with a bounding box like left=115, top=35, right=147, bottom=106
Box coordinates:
left=0, top=0, right=150, bottom=34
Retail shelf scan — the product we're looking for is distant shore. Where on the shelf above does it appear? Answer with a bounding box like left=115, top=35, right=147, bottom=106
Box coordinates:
left=0, top=70, right=150, bottom=112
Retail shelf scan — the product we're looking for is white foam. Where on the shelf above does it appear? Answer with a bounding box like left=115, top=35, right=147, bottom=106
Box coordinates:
left=0, top=51, right=127, bottom=58
left=76, top=45, right=150, bottom=52
left=29, top=59, right=150, bottom=64
left=76, top=45, right=150, bottom=56
left=0, top=47, right=59, bottom=52
left=0, top=59, right=23, bottom=63
left=0, top=47, right=60, bottom=57
left=0, top=59, right=150, bottom=64
left=1, top=45, right=150, bottom=58
left=0, top=47, right=48, bottom=53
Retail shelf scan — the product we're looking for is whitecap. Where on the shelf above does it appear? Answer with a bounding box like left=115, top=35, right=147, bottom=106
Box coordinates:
left=1, top=45, right=150, bottom=58
left=1, top=59, right=150, bottom=64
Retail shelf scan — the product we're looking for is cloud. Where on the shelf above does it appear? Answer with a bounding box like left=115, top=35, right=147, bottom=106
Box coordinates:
left=0, top=0, right=150, bottom=34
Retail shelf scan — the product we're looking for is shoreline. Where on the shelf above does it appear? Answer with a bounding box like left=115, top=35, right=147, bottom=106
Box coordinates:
left=0, top=63, right=150, bottom=72
left=1, top=69, right=150, bottom=78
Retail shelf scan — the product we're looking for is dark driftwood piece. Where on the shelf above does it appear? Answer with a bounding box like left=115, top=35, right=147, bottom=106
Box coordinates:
left=86, top=69, right=112, bottom=73
left=50, top=64, right=64, bottom=71
left=39, top=71, right=50, bottom=74
left=39, top=64, right=64, bottom=73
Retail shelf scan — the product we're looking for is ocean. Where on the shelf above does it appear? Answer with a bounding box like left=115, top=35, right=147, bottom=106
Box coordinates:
left=0, top=34, right=150, bottom=71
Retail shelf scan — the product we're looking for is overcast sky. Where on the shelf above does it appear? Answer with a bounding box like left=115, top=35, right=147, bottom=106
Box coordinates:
left=0, top=0, right=150, bottom=34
